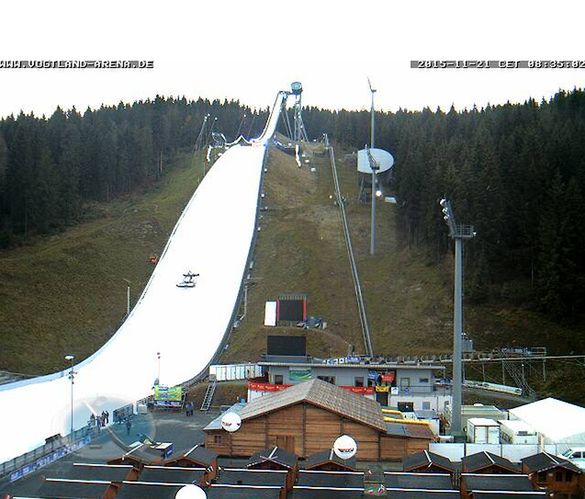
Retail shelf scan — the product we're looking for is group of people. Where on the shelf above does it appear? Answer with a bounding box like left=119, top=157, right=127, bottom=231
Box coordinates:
left=88, top=410, right=110, bottom=429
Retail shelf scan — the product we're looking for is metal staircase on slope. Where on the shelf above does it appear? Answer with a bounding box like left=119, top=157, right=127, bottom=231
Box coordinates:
left=200, top=375, right=217, bottom=411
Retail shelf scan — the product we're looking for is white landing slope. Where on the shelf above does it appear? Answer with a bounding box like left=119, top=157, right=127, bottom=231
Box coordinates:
left=0, top=142, right=268, bottom=463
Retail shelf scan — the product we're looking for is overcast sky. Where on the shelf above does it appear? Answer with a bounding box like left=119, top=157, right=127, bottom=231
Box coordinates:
left=1, top=0, right=584, bottom=118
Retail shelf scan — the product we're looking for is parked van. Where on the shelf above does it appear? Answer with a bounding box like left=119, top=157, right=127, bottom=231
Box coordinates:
left=562, top=448, right=585, bottom=470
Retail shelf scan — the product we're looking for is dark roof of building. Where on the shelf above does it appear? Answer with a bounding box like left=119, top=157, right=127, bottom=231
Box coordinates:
left=137, top=465, right=205, bottom=484
left=297, top=470, right=364, bottom=488
left=521, top=451, right=582, bottom=474
left=50, top=463, right=134, bottom=482
left=38, top=479, right=114, bottom=499
left=168, top=443, right=218, bottom=467
left=403, top=450, right=457, bottom=472
left=403, top=424, right=436, bottom=440
left=461, top=473, right=535, bottom=491
left=238, top=378, right=386, bottom=432
left=304, top=449, right=357, bottom=471
left=384, top=472, right=454, bottom=490
left=290, top=486, right=364, bottom=498
left=116, top=481, right=185, bottom=499
left=462, top=451, right=520, bottom=473
left=207, top=484, right=282, bottom=498
left=384, top=491, right=460, bottom=499
left=471, top=493, right=546, bottom=498
left=216, top=468, right=288, bottom=487
left=247, top=446, right=298, bottom=469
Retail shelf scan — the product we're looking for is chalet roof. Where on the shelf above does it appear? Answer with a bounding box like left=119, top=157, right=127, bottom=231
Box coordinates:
left=468, top=493, right=546, bottom=499
left=521, top=451, right=582, bottom=474
left=239, top=378, right=386, bottom=432
left=216, top=468, right=288, bottom=487
left=247, top=446, right=298, bottom=469
left=384, top=471, right=454, bottom=490
left=168, top=443, right=217, bottom=467
left=297, top=469, right=364, bottom=487
left=461, top=473, right=534, bottom=491
left=403, top=450, right=457, bottom=472
left=304, top=449, right=357, bottom=471
left=462, top=451, right=520, bottom=473
left=385, top=422, right=435, bottom=440
left=39, top=479, right=114, bottom=499
left=137, top=465, right=205, bottom=484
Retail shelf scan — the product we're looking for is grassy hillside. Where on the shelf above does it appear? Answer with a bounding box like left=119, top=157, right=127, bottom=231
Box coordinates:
left=1, top=142, right=583, bottom=402
left=0, top=152, right=205, bottom=374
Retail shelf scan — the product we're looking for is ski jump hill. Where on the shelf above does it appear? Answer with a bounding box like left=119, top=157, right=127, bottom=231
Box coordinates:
left=0, top=91, right=289, bottom=464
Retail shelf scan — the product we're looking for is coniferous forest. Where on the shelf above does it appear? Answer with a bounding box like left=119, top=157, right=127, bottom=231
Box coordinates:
left=1, top=89, right=584, bottom=321
left=0, top=97, right=267, bottom=247
left=303, top=90, right=585, bottom=321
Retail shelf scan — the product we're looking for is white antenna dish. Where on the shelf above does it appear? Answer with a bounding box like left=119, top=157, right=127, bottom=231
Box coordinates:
left=357, top=148, right=394, bottom=174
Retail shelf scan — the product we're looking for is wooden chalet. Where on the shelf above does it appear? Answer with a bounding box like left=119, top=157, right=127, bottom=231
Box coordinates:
left=460, top=473, right=540, bottom=499
left=247, top=446, right=298, bottom=490
left=165, top=443, right=218, bottom=483
left=203, top=378, right=434, bottom=461
left=304, top=448, right=357, bottom=471
left=521, top=451, right=584, bottom=498
left=403, top=449, right=457, bottom=474
left=461, top=451, right=520, bottom=474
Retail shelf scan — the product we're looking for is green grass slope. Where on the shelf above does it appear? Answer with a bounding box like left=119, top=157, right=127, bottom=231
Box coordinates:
left=0, top=152, right=205, bottom=374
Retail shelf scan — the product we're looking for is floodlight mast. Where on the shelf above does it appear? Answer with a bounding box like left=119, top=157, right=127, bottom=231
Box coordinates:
left=368, top=77, right=376, bottom=148
left=368, top=78, right=378, bottom=256
left=439, top=198, right=475, bottom=438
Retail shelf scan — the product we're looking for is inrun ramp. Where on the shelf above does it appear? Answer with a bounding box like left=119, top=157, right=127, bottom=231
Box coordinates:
left=0, top=91, right=287, bottom=464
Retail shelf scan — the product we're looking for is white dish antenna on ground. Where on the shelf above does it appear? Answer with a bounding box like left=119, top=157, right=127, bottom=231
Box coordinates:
left=357, top=148, right=394, bottom=174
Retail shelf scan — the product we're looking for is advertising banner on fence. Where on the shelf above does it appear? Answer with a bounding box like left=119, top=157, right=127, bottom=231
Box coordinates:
left=153, top=385, right=183, bottom=407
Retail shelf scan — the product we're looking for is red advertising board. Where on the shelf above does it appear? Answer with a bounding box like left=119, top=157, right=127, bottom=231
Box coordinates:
left=248, top=382, right=374, bottom=396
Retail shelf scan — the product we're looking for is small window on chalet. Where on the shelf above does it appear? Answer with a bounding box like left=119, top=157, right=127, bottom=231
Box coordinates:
left=274, top=375, right=284, bottom=385
left=419, top=378, right=429, bottom=384
left=318, top=376, right=336, bottom=385
left=537, top=471, right=547, bottom=483
left=565, top=470, right=573, bottom=482
left=214, top=435, right=223, bottom=444
left=555, top=470, right=563, bottom=482
left=355, top=377, right=364, bottom=387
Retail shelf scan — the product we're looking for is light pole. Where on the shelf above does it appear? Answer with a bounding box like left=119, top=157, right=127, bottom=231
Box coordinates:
left=123, top=279, right=131, bottom=316
left=157, top=352, right=161, bottom=385
left=368, top=78, right=376, bottom=148
left=439, top=198, right=475, bottom=437
left=367, top=78, right=379, bottom=256
left=64, top=354, right=75, bottom=440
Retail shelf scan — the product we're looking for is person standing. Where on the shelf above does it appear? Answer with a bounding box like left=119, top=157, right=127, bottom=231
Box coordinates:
left=126, top=418, right=132, bottom=436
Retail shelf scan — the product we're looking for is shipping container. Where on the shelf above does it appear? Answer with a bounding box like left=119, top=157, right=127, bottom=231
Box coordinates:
left=209, top=363, right=263, bottom=381
left=467, top=417, right=500, bottom=444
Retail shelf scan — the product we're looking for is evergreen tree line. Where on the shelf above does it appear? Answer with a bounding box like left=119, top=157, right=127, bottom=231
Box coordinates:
left=301, top=90, right=585, bottom=318
left=1, top=90, right=584, bottom=318
left=0, top=96, right=268, bottom=247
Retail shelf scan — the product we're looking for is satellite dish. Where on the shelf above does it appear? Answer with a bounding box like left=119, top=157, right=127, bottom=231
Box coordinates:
left=221, top=412, right=241, bottom=433
left=357, top=148, right=394, bottom=174
left=175, top=485, right=206, bottom=499
left=333, top=434, right=357, bottom=460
